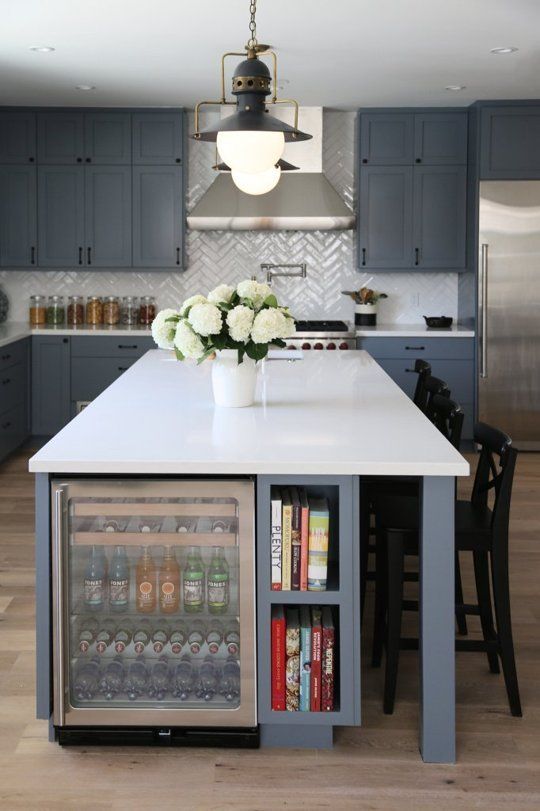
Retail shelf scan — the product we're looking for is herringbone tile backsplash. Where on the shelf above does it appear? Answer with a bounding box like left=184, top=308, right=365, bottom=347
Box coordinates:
left=0, top=111, right=458, bottom=324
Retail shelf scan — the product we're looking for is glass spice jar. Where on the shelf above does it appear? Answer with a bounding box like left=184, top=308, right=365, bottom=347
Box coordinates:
left=29, top=295, right=47, bottom=326
left=103, top=296, right=120, bottom=325
left=67, top=295, right=85, bottom=326
left=47, top=295, right=65, bottom=326
left=138, top=295, right=156, bottom=326
left=121, top=296, right=139, bottom=326
left=86, top=296, right=104, bottom=325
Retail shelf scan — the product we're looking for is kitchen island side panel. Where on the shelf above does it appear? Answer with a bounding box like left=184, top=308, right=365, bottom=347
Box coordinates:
left=35, top=472, right=51, bottom=719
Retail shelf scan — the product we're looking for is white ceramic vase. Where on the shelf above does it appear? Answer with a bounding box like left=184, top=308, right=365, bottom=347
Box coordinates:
left=211, top=350, right=257, bottom=407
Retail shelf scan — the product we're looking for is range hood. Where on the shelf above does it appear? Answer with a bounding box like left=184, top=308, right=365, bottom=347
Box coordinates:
left=187, top=107, right=355, bottom=232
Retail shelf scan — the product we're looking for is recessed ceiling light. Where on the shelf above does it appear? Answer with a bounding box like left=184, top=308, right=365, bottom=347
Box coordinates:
left=75, top=84, right=96, bottom=91
left=445, top=85, right=466, bottom=91
left=490, top=46, right=518, bottom=54
left=30, top=45, right=55, bottom=52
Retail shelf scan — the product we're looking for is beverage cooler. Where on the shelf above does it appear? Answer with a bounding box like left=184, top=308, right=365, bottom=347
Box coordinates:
left=51, top=479, right=256, bottom=745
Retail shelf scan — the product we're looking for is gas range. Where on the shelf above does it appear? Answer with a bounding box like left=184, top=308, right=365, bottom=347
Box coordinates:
left=286, top=320, right=356, bottom=351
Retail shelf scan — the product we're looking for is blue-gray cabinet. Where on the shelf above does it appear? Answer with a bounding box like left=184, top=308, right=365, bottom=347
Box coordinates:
left=37, top=166, right=85, bottom=267
left=0, top=338, right=30, bottom=460
left=359, top=166, right=413, bottom=269
left=412, top=166, right=467, bottom=268
left=85, top=166, right=132, bottom=266
left=360, top=112, right=467, bottom=166
left=38, top=112, right=132, bottom=165
left=84, top=113, right=131, bottom=164
left=132, top=113, right=183, bottom=165
left=480, top=105, right=540, bottom=179
left=413, top=113, right=467, bottom=165
left=360, top=114, right=414, bottom=165
left=37, top=113, right=85, bottom=165
left=31, top=336, right=71, bottom=436
left=132, top=165, right=183, bottom=268
left=0, top=165, right=37, bottom=267
left=0, top=112, right=36, bottom=164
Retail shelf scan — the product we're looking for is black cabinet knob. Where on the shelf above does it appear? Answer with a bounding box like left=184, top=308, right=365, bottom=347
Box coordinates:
left=175, top=158, right=181, bottom=163
left=362, top=158, right=368, bottom=164
left=62, top=338, right=69, bottom=344
left=77, top=157, right=82, bottom=163
left=415, top=158, right=422, bottom=163
left=29, top=157, right=35, bottom=163
left=85, top=157, right=91, bottom=163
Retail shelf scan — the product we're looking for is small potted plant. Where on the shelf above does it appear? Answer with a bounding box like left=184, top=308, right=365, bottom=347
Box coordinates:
left=341, top=287, right=388, bottom=326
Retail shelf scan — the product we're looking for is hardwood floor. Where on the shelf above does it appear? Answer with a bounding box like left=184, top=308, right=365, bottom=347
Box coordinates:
left=0, top=447, right=538, bottom=810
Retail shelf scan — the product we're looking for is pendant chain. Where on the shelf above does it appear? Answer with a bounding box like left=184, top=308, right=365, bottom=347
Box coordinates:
left=247, top=0, right=258, bottom=49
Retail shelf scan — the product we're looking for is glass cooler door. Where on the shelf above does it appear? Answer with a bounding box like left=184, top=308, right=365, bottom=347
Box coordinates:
left=51, top=479, right=256, bottom=728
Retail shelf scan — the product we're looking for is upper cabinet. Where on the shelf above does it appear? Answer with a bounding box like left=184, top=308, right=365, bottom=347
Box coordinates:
left=0, top=113, right=36, bottom=163
left=0, top=166, right=37, bottom=267
left=132, top=165, right=183, bottom=267
left=480, top=105, right=540, bottom=179
left=132, top=113, right=183, bottom=164
left=360, top=111, right=467, bottom=166
left=37, top=113, right=85, bottom=164
left=38, top=112, right=131, bottom=164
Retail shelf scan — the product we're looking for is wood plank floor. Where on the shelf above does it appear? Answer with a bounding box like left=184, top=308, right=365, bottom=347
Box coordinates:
left=0, top=447, right=538, bottom=810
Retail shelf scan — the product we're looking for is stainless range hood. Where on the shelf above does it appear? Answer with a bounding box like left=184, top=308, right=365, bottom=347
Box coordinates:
left=187, top=107, right=355, bottom=232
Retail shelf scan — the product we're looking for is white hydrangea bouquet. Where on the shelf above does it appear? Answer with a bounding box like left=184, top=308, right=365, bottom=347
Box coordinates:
left=151, top=280, right=296, bottom=407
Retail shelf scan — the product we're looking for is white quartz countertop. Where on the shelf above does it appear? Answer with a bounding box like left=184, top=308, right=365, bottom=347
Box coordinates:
left=355, top=323, right=475, bottom=338
left=0, top=322, right=153, bottom=347
left=0, top=322, right=33, bottom=348
left=29, top=350, right=469, bottom=477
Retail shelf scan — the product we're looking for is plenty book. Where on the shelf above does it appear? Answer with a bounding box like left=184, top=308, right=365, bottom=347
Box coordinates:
left=270, top=487, right=282, bottom=591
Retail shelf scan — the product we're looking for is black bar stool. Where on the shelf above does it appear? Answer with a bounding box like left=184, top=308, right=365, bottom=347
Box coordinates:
left=412, top=359, right=432, bottom=408
left=372, top=419, right=522, bottom=717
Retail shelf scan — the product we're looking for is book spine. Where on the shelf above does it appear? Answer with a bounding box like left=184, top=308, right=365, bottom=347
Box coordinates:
left=291, top=502, right=301, bottom=591
left=300, top=505, right=309, bottom=592
left=285, top=621, right=300, bottom=712
left=271, top=613, right=286, bottom=711
left=310, top=622, right=322, bottom=711
left=299, top=624, right=311, bottom=712
left=308, top=520, right=330, bottom=592
left=281, top=504, right=292, bottom=591
left=270, top=496, right=282, bottom=591
left=322, top=623, right=335, bottom=712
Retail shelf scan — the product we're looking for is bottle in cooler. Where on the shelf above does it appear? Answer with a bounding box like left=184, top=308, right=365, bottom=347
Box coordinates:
left=149, top=656, right=170, bottom=700
left=132, top=618, right=152, bottom=654
left=83, top=545, right=106, bottom=611
left=159, top=546, right=180, bottom=613
left=136, top=546, right=157, bottom=613
left=183, top=546, right=205, bottom=613
left=95, top=618, right=116, bottom=654
left=99, top=657, right=126, bottom=700
left=188, top=619, right=206, bottom=655
left=206, top=619, right=224, bottom=654
left=77, top=616, right=99, bottom=653
left=196, top=655, right=219, bottom=702
left=152, top=620, right=170, bottom=654
left=220, top=656, right=241, bottom=703
left=113, top=618, right=133, bottom=653
left=109, top=545, right=130, bottom=612
left=207, top=546, right=229, bottom=614
left=172, top=654, right=195, bottom=700
left=224, top=621, right=240, bottom=656
left=169, top=619, right=188, bottom=655
left=73, top=656, right=101, bottom=701
left=125, top=656, right=149, bottom=701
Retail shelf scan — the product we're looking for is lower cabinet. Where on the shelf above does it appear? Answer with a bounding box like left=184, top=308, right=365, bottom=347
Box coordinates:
left=31, top=336, right=71, bottom=435
left=0, top=338, right=30, bottom=460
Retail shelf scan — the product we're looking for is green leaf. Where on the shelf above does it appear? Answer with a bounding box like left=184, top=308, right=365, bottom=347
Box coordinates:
left=246, top=342, right=268, bottom=361
left=263, top=294, right=278, bottom=308
left=272, top=338, right=286, bottom=348
left=174, top=347, right=185, bottom=361
left=165, top=315, right=180, bottom=323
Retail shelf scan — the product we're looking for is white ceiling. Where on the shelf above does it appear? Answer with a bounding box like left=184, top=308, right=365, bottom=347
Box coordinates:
left=1, top=0, right=540, bottom=109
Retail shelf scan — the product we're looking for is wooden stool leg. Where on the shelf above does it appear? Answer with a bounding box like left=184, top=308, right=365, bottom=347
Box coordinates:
left=473, top=550, right=500, bottom=674
left=371, top=532, right=387, bottom=668
left=455, top=551, right=468, bottom=636
left=491, top=550, right=522, bottom=717
left=384, top=533, right=404, bottom=714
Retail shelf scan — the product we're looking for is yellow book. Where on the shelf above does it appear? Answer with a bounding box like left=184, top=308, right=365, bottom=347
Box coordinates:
left=281, top=489, right=292, bottom=591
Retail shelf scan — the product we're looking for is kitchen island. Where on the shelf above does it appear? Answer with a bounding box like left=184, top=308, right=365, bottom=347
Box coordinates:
left=30, top=349, right=468, bottom=762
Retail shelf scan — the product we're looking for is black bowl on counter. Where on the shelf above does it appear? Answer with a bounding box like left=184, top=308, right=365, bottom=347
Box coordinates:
left=423, top=315, right=453, bottom=329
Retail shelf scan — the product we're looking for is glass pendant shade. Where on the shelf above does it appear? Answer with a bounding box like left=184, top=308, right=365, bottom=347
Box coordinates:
left=216, top=130, right=285, bottom=174
left=231, top=164, right=281, bottom=195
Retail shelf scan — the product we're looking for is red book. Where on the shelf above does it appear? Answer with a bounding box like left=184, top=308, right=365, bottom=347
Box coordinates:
left=271, top=605, right=286, bottom=711
left=310, top=607, right=322, bottom=711
left=299, top=488, right=309, bottom=592
left=290, top=488, right=301, bottom=591
left=321, top=607, right=335, bottom=711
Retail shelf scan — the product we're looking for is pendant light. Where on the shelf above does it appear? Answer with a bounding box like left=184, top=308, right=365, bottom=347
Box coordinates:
left=191, top=0, right=311, bottom=194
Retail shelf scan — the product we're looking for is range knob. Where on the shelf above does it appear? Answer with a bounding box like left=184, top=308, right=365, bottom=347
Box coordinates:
left=287, top=344, right=296, bottom=350
left=314, top=342, right=324, bottom=350
left=302, top=342, right=312, bottom=350
left=326, top=342, right=336, bottom=350
left=339, top=342, right=350, bottom=350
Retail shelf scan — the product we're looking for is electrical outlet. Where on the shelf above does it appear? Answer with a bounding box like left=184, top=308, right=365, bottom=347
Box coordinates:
left=410, top=292, right=420, bottom=307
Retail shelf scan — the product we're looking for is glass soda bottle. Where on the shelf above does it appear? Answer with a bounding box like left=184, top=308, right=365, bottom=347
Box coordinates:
left=95, top=618, right=116, bottom=654
left=114, top=618, right=133, bottom=653
left=73, top=656, right=101, bottom=701
left=133, top=618, right=152, bottom=654
left=152, top=620, right=170, bottom=653
left=99, top=657, right=125, bottom=700
left=220, top=656, right=241, bottom=703
left=169, top=619, right=188, bottom=655
left=83, top=545, right=106, bottom=611
left=224, top=622, right=240, bottom=656
left=125, top=656, right=149, bottom=700
left=77, top=616, right=99, bottom=653
left=109, top=545, right=130, bottom=612
left=159, top=546, right=180, bottom=614
left=183, top=546, right=205, bottom=613
left=196, top=655, right=219, bottom=701
left=136, top=546, right=157, bottom=613
left=188, top=619, right=206, bottom=655
left=149, top=656, right=170, bottom=700
left=207, top=547, right=229, bottom=614
left=206, top=619, right=224, bottom=654
left=172, top=654, right=195, bottom=700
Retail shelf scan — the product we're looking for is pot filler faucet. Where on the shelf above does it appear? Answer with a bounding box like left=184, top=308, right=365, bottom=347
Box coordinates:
left=260, top=263, right=307, bottom=285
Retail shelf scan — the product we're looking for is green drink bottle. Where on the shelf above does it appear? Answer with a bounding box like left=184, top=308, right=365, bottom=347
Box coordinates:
left=183, top=546, right=205, bottom=613
left=207, top=547, right=229, bottom=615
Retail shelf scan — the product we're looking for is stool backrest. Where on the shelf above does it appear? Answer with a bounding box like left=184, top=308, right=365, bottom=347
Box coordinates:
left=423, top=375, right=451, bottom=421
left=412, top=359, right=432, bottom=409
left=472, top=421, right=518, bottom=544
left=431, top=394, right=464, bottom=449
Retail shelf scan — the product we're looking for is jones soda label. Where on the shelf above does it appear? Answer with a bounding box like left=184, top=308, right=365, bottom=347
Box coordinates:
left=184, top=578, right=203, bottom=607
left=207, top=578, right=228, bottom=609
left=109, top=578, right=129, bottom=608
left=84, top=577, right=104, bottom=607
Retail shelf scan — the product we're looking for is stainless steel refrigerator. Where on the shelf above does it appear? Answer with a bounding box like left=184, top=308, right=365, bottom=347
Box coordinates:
left=479, top=181, right=540, bottom=450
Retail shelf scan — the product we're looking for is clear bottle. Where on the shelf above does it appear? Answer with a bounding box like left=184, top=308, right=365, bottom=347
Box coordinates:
left=83, top=545, right=107, bottom=612
left=188, top=619, right=206, bottom=655
left=86, top=296, right=103, bottom=325
left=196, top=655, right=219, bottom=701
left=67, top=295, right=85, bottom=326
left=95, top=618, right=116, bottom=654
left=220, top=656, right=241, bottom=703
left=183, top=546, right=205, bottom=613
left=47, top=295, right=65, bottom=325
left=152, top=620, right=170, bottom=654
left=133, top=618, right=152, bottom=654
left=207, top=547, right=229, bottom=614
left=206, top=619, right=224, bottom=654
left=138, top=295, right=156, bottom=326
left=29, top=294, right=47, bottom=326
left=99, top=657, right=126, bottom=700
left=109, top=545, right=130, bottom=612
left=103, top=295, right=120, bottom=325
left=159, top=546, right=180, bottom=614
left=224, top=622, right=240, bottom=656
left=149, top=656, right=170, bottom=700
left=121, top=296, right=139, bottom=326
left=73, top=656, right=101, bottom=701
left=169, top=619, right=188, bottom=655
left=76, top=616, right=99, bottom=653
left=113, top=618, right=133, bottom=653
left=172, top=654, right=195, bottom=700
left=136, top=546, right=157, bottom=613
left=125, top=656, right=149, bottom=701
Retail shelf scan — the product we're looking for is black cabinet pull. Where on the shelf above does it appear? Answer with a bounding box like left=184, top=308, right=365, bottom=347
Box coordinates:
left=361, top=248, right=366, bottom=266
left=118, top=366, right=129, bottom=372
left=87, top=247, right=92, bottom=265
left=362, top=158, right=368, bottom=164
left=405, top=368, right=415, bottom=373
left=414, top=247, right=419, bottom=266
left=78, top=247, right=83, bottom=265
left=2, top=422, right=11, bottom=430
left=118, top=344, right=138, bottom=350
left=76, top=157, right=82, bottom=163
left=415, top=158, right=422, bottom=163
left=30, top=246, right=36, bottom=265
left=62, top=338, right=69, bottom=344
left=29, top=156, right=35, bottom=163
left=176, top=247, right=180, bottom=265
left=175, top=158, right=181, bottom=163
left=1, top=354, right=11, bottom=361
left=2, top=378, right=11, bottom=385
left=405, top=345, right=425, bottom=351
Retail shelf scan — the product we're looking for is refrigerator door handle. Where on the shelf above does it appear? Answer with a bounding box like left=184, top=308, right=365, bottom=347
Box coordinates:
left=53, top=487, right=66, bottom=727
left=480, top=243, right=489, bottom=379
